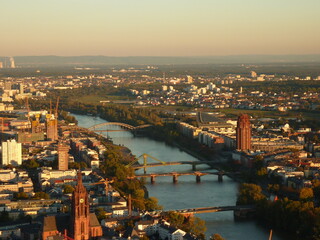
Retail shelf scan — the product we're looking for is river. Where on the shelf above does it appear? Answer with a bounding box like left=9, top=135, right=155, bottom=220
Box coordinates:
left=73, top=114, right=288, bottom=240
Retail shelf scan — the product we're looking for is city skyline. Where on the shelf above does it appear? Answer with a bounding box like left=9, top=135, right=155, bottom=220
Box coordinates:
left=1, top=0, right=320, bottom=56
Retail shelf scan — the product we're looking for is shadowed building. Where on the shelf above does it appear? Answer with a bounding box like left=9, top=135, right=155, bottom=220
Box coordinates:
left=58, top=143, right=70, bottom=171
left=236, top=114, right=251, bottom=151
left=46, top=115, right=58, bottom=141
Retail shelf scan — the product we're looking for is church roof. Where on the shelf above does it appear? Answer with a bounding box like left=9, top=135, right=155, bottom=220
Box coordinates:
left=43, top=215, right=70, bottom=233
left=89, top=213, right=100, bottom=227
left=43, top=216, right=57, bottom=232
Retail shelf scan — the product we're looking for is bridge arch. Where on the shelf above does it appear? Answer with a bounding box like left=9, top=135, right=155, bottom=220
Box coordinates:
left=88, top=122, right=135, bottom=130
left=88, top=122, right=152, bottom=131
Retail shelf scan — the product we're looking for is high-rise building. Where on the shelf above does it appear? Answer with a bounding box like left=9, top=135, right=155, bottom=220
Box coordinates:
left=58, top=143, right=69, bottom=171
left=46, top=115, right=58, bottom=141
left=4, top=81, right=11, bottom=91
left=19, top=83, right=24, bottom=94
left=31, top=114, right=42, bottom=134
left=236, top=114, right=251, bottom=151
left=186, top=75, right=193, bottom=83
left=9, top=57, right=15, bottom=68
left=250, top=71, right=257, bottom=78
left=1, top=139, right=22, bottom=166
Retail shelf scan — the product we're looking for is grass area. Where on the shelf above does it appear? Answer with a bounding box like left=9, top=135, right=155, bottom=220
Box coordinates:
left=216, top=108, right=320, bottom=120
left=75, top=94, right=319, bottom=121
left=149, top=106, right=319, bottom=120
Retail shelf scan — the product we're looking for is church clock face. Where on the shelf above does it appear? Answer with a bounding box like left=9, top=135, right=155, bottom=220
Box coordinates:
left=79, top=198, right=84, bottom=203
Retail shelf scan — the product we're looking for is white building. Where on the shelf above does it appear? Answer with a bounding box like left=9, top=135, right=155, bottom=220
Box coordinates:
left=1, top=139, right=22, bottom=166
left=38, top=168, right=77, bottom=184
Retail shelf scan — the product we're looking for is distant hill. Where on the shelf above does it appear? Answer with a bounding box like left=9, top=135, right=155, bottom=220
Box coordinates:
left=1, top=55, right=320, bottom=66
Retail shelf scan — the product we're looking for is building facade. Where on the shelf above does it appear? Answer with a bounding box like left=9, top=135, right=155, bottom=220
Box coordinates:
left=236, top=114, right=251, bottom=151
left=1, top=139, right=22, bottom=166
left=58, top=143, right=69, bottom=171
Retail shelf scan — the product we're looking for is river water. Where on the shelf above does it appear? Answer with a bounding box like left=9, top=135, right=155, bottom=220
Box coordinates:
left=73, top=114, right=287, bottom=240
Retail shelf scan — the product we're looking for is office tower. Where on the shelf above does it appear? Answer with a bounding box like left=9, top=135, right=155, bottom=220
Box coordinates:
left=236, top=114, right=251, bottom=151
left=19, top=83, right=24, bottom=94
left=251, top=71, right=257, bottom=78
left=4, top=81, right=11, bottom=91
left=186, top=75, right=193, bottom=83
left=58, top=143, right=69, bottom=171
left=46, top=115, right=58, bottom=141
left=31, top=114, right=42, bottom=133
left=9, top=57, right=15, bottom=68
left=1, top=139, right=22, bottom=166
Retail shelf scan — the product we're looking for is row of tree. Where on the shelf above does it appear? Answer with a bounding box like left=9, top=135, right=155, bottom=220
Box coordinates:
left=237, top=183, right=320, bottom=239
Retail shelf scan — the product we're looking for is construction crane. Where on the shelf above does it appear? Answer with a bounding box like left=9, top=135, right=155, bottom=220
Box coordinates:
left=49, top=100, right=52, bottom=115
left=115, top=193, right=145, bottom=216
left=55, top=96, right=60, bottom=119
left=90, top=177, right=114, bottom=194
left=25, top=97, right=31, bottom=123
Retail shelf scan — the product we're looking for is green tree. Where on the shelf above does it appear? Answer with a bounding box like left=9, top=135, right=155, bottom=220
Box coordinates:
left=299, top=188, right=314, bottom=201
left=0, top=211, right=11, bottom=223
left=186, top=216, right=207, bottom=239
left=80, top=161, right=87, bottom=169
left=14, top=192, right=29, bottom=200
left=63, top=184, right=75, bottom=194
left=253, top=155, right=264, bottom=169
left=95, top=208, right=107, bottom=222
left=237, top=183, right=266, bottom=205
left=33, top=192, right=50, bottom=199
left=22, top=159, right=39, bottom=169
left=162, top=211, right=184, bottom=227
left=69, top=162, right=80, bottom=169
left=145, top=197, right=162, bottom=211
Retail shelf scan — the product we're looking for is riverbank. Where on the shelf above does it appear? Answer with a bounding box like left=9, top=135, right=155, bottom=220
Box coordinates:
left=72, top=113, right=287, bottom=240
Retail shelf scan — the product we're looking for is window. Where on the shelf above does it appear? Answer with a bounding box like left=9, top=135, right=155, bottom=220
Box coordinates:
left=81, top=222, right=84, bottom=234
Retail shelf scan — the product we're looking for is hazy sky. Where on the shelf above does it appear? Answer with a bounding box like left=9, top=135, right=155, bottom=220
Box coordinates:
left=1, top=0, right=320, bottom=56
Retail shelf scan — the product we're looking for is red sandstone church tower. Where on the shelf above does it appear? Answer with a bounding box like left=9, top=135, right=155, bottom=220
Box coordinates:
left=71, top=172, right=90, bottom=240
left=236, top=114, right=251, bottom=151
left=42, top=172, right=102, bottom=240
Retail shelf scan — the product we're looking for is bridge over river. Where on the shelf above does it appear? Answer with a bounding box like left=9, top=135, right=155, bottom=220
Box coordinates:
left=129, top=171, right=230, bottom=183
left=132, top=160, right=215, bottom=171
left=163, top=205, right=254, bottom=215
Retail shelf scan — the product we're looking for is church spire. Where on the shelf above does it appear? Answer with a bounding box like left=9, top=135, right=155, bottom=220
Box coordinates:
left=77, top=171, right=83, bottom=186
left=71, top=171, right=90, bottom=240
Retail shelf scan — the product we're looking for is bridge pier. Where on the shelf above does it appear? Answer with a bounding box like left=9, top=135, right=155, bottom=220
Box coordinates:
left=218, top=173, right=223, bottom=182
left=173, top=175, right=178, bottom=183
left=150, top=175, right=156, bottom=184
left=143, top=167, right=147, bottom=174
left=192, top=163, right=196, bottom=171
left=196, top=175, right=201, bottom=183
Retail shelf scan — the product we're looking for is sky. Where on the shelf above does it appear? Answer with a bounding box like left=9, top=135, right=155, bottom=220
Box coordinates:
left=1, top=0, right=320, bottom=56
